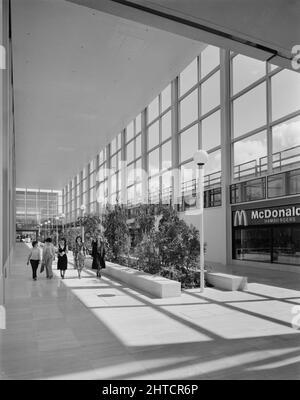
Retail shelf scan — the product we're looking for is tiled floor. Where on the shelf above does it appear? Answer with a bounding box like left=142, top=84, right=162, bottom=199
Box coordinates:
left=0, top=243, right=300, bottom=380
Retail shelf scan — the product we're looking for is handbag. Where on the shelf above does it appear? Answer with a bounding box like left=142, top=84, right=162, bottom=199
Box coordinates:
left=40, top=262, right=45, bottom=273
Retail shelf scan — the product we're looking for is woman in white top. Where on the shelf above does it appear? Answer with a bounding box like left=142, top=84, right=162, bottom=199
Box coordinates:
left=27, top=241, right=41, bottom=281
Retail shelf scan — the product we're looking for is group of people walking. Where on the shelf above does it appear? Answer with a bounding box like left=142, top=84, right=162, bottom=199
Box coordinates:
left=26, top=233, right=106, bottom=281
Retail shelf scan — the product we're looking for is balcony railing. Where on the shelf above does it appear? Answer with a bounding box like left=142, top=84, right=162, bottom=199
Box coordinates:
left=234, top=144, right=300, bottom=181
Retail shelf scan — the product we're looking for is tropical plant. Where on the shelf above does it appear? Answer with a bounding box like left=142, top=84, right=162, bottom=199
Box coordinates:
left=133, top=204, right=156, bottom=241
left=64, top=226, right=81, bottom=251
left=102, top=204, right=131, bottom=263
left=77, top=214, right=103, bottom=238
left=134, top=230, right=161, bottom=274
left=155, top=206, right=200, bottom=283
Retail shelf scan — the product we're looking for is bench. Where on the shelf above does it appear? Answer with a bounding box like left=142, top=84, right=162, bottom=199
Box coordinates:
left=85, top=258, right=181, bottom=298
left=206, top=272, right=247, bottom=291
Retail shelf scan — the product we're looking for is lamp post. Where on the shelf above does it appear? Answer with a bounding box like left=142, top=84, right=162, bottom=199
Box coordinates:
left=193, top=150, right=209, bottom=293
left=48, top=220, right=51, bottom=238
left=80, top=205, right=86, bottom=241
left=44, top=222, right=47, bottom=239
left=55, top=216, right=59, bottom=246
left=61, top=213, right=65, bottom=235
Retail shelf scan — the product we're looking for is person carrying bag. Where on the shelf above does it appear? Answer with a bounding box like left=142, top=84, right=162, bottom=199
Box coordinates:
left=92, top=233, right=106, bottom=278
left=26, top=241, right=41, bottom=281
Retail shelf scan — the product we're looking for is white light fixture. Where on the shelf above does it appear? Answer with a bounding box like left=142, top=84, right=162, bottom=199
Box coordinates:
left=193, top=150, right=209, bottom=166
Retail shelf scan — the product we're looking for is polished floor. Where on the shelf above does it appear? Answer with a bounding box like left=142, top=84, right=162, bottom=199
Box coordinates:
left=0, top=243, right=300, bottom=380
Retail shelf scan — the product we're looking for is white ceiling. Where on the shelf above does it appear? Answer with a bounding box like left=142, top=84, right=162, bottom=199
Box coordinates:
left=69, top=0, right=300, bottom=69
left=12, top=0, right=205, bottom=189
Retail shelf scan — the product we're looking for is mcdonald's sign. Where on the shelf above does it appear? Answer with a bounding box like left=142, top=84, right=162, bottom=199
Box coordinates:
left=233, top=204, right=300, bottom=227
left=233, top=210, right=248, bottom=226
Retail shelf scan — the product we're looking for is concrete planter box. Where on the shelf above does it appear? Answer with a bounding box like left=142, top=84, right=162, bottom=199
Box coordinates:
left=86, top=258, right=181, bottom=298
left=206, top=272, right=248, bottom=291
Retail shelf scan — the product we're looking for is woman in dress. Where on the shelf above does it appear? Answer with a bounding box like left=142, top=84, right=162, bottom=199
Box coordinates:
left=91, top=233, right=106, bottom=278
left=73, top=236, right=86, bottom=279
left=57, top=238, right=68, bottom=279
left=42, top=238, right=56, bottom=279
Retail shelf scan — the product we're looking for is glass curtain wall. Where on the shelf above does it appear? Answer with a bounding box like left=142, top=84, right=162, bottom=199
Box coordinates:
left=231, top=54, right=300, bottom=181
left=63, top=45, right=300, bottom=223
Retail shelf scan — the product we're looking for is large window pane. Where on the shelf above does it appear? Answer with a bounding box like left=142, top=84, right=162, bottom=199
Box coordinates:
left=136, top=114, right=141, bottom=133
left=273, top=226, right=300, bottom=265
left=180, top=58, right=198, bottom=96
left=180, top=89, right=198, bottom=129
left=267, top=173, right=285, bottom=198
left=268, top=169, right=300, bottom=198
left=149, top=176, right=160, bottom=203
left=289, top=169, right=300, bottom=195
left=127, top=163, right=135, bottom=186
left=180, top=124, right=198, bottom=163
left=161, top=140, right=172, bottom=171
left=126, top=121, right=134, bottom=142
left=232, top=55, right=266, bottom=94
left=201, top=71, right=220, bottom=115
left=148, top=96, right=159, bottom=123
left=233, top=227, right=271, bottom=263
left=162, top=111, right=172, bottom=141
left=148, top=148, right=159, bottom=176
left=161, top=84, right=171, bottom=112
left=272, top=69, right=300, bottom=121
left=135, top=134, right=141, bottom=158
left=233, top=131, right=267, bottom=179
left=202, top=110, right=221, bottom=150
left=201, top=45, right=220, bottom=78
left=181, top=161, right=196, bottom=187
left=110, top=137, right=117, bottom=154
left=272, top=115, right=300, bottom=162
left=148, top=121, right=159, bottom=150
left=233, top=83, right=266, bottom=137
left=206, top=150, right=221, bottom=175
left=126, top=141, right=134, bottom=163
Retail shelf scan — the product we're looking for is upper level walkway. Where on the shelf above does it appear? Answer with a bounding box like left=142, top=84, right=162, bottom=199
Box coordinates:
left=0, top=243, right=300, bottom=380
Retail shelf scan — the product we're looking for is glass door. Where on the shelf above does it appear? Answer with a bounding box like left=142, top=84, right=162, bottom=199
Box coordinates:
left=272, top=225, right=300, bottom=266
left=234, top=227, right=271, bottom=263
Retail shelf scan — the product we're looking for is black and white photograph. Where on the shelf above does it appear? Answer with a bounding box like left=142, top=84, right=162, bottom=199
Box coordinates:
left=0, top=0, right=300, bottom=384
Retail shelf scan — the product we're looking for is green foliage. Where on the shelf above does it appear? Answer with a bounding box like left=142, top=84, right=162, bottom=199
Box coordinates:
left=133, top=204, right=156, bottom=244
left=77, top=214, right=102, bottom=238
left=100, top=203, right=204, bottom=288
left=129, top=205, right=201, bottom=288
left=77, top=214, right=103, bottom=252
left=134, top=231, right=160, bottom=274
left=155, top=206, right=200, bottom=286
left=102, top=204, right=131, bottom=263
left=64, top=227, right=81, bottom=251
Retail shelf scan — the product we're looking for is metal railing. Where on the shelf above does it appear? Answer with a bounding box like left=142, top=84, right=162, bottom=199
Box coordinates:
left=234, top=144, right=300, bottom=180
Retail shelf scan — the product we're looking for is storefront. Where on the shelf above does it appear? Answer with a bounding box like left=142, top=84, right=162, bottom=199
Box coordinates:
left=232, top=203, right=300, bottom=266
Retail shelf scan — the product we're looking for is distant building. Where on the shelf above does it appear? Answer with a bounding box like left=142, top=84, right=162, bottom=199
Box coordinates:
left=16, top=188, right=62, bottom=240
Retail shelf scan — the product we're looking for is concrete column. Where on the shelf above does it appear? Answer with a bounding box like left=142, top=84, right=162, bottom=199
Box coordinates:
left=87, top=162, right=91, bottom=214
left=141, top=109, right=148, bottom=204
left=95, top=153, right=101, bottom=215
left=220, top=49, right=232, bottom=265
left=106, top=143, right=111, bottom=204
left=266, top=63, right=273, bottom=175
left=120, top=129, right=127, bottom=206
left=171, top=77, right=180, bottom=206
